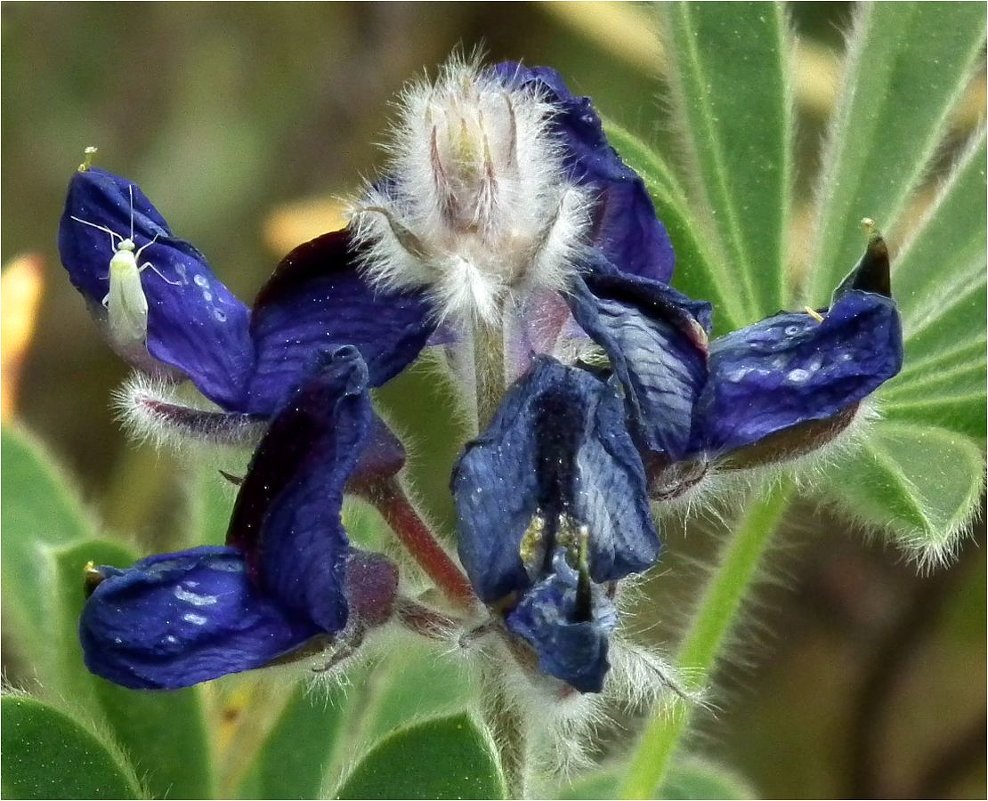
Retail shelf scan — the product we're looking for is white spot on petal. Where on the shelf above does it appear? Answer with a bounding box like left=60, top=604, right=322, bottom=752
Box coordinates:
left=175, top=586, right=218, bottom=606
left=182, top=613, right=208, bottom=626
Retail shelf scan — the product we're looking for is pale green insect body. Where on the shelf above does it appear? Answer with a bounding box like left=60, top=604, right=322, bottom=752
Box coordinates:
left=106, top=239, right=150, bottom=352
left=71, top=184, right=181, bottom=353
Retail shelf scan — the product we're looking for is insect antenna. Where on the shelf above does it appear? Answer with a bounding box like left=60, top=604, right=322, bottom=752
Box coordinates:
left=129, top=184, right=135, bottom=241
left=70, top=216, right=124, bottom=250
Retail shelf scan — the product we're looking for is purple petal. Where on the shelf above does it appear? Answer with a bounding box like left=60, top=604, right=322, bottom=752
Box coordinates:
left=227, top=346, right=371, bottom=632
left=58, top=167, right=254, bottom=408
left=493, top=63, right=675, bottom=283
left=505, top=556, right=617, bottom=693
left=453, top=357, right=659, bottom=604
left=79, top=546, right=322, bottom=690
left=567, top=252, right=711, bottom=459
left=245, top=229, right=434, bottom=414
left=350, top=413, right=407, bottom=490
left=690, top=290, right=902, bottom=456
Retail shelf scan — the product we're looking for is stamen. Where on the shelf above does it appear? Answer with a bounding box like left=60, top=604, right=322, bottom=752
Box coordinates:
left=519, top=512, right=548, bottom=578
left=78, top=146, right=98, bottom=173
left=83, top=561, right=105, bottom=598
left=804, top=306, right=825, bottom=323
left=574, top=529, right=592, bottom=623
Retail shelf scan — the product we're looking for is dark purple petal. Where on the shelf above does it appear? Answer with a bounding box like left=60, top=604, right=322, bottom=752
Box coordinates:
left=453, top=357, right=659, bottom=604
left=690, top=290, right=902, bottom=456
left=567, top=252, right=711, bottom=459
left=245, top=229, right=434, bottom=414
left=344, top=550, right=399, bottom=628
left=505, top=556, right=617, bottom=694
left=493, top=63, right=675, bottom=283
left=79, top=546, right=322, bottom=690
left=58, top=167, right=254, bottom=408
left=350, top=413, right=407, bottom=490
left=227, top=345, right=371, bottom=632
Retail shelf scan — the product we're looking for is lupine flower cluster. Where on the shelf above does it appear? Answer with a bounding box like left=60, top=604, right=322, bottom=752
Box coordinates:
left=61, top=58, right=902, bottom=706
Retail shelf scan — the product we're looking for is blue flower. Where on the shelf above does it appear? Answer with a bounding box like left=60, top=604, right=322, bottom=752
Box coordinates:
left=495, top=64, right=903, bottom=482
left=58, top=168, right=435, bottom=417
left=566, top=231, right=902, bottom=500
left=80, top=346, right=399, bottom=689
left=451, top=65, right=903, bottom=693
left=71, top=60, right=906, bottom=697
left=453, top=357, right=657, bottom=692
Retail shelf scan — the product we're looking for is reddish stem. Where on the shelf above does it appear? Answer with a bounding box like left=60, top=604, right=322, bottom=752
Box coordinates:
left=361, top=478, right=477, bottom=610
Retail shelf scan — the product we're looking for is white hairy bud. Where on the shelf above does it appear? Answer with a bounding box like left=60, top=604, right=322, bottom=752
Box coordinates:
left=350, top=56, right=593, bottom=326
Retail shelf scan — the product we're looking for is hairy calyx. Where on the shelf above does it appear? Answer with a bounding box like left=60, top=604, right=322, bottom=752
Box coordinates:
left=351, top=58, right=591, bottom=326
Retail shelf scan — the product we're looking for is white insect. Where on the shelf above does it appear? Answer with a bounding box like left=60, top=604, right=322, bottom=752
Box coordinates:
left=71, top=184, right=182, bottom=351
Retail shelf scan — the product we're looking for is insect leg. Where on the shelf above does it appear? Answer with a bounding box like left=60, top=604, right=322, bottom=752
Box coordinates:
left=133, top=233, right=160, bottom=261
left=138, top=262, right=184, bottom=287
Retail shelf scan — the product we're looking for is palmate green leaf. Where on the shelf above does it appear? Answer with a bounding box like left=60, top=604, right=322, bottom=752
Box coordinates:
left=1, top=425, right=99, bottom=683
left=654, top=1, right=793, bottom=328
left=806, top=1, right=986, bottom=304
left=804, top=6, right=986, bottom=558
left=334, top=713, right=504, bottom=800
left=824, top=421, right=985, bottom=564
left=358, top=638, right=473, bottom=743
left=556, top=756, right=755, bottom=799
left=603, top=121, right=735, bottom=336
left=91, top=679, right=214, bottom=798
left=817, top=131, right=986, bottom=553
left=0, top=696, right=143, bottom=800
left=659, top=757, right=756, bottom=800
left=236, top=681, right=349, bottom=800
left=878, top=129, right=987, bottom=441
left=2, top=425, right=215, bottom=799
left=557, top=770, right=619, bottom=800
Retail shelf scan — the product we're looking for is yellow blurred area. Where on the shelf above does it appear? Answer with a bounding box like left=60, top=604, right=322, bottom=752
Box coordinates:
left=1, top=254, right=44, bottom=421
left=263, top=196, right=351, bottom=257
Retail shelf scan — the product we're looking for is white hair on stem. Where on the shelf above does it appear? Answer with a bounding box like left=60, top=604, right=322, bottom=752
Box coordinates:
left=112, top=371, right=266, bottom=453
left=349, top=54, right=593, bottom=327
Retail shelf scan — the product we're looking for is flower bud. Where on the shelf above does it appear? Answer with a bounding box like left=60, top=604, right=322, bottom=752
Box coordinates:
left=352, top=57, right=592, bottom=325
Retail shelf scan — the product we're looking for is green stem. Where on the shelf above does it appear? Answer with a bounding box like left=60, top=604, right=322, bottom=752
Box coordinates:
left=479, top=665, right=527, bottom=798
left=473, top=314, right=505, bottom=433
left=618, top=478, right=795, bottom=799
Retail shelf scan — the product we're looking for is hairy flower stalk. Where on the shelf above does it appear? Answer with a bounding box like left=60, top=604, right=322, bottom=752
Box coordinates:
left=357, top=476, right=476, bottom=610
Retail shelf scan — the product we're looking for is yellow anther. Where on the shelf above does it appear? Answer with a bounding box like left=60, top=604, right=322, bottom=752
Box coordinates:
left=803, top=306, right=825, bottom=323
left=83, top=560, right=105, bottom=597
left=519, top=513, right=547, bottom=570
left=78, top=146, right=98, bottom=173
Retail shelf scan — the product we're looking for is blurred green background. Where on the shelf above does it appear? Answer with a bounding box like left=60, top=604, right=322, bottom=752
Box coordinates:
left=2, top=3, right=984, bottom=798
